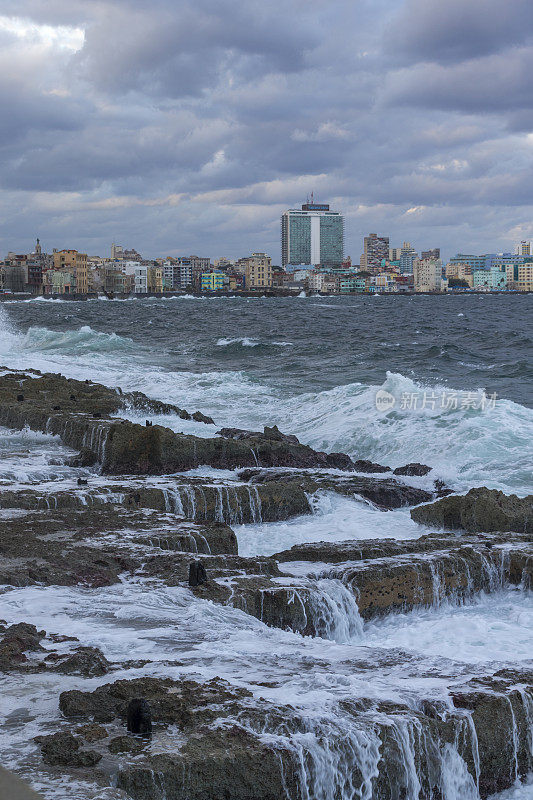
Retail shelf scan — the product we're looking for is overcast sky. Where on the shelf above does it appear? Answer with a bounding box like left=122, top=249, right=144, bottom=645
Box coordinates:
left=1, top=0, right=532, bottom=262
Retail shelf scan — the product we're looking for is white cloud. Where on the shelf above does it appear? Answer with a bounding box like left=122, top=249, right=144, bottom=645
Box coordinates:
left=0, top=15, right=84, bottom=51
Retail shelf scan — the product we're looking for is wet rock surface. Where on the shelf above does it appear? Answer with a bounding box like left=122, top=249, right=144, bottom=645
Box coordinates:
left=236, top=468, right=433, bottom=509
left=37, top=731, right=102, bottom=768
left=411, top=487, right=533, bottom=533
left=1, top=369, right=532, bottom=800
left=0, top=369, right=212, bottom=424
left=0, top=370, right=361, bottom=473
left=0, top=478, right=311, bottom=524
left=0, top=508, right=240, bottom=587
left=22, top=673, right=533, bottom=800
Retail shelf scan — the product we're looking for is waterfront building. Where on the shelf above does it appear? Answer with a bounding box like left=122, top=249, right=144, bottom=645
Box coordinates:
left=281, top=203, right=344, bottom=268
left=339, top=276, right=358, bottom=293
left=245, top=258, right=273, bottom=289
left=517, top=265, right=533, bottom=291
left=399, top=242, right=418, bottom=275
left=448, top=252, right=525, bottom=273
left=308, top=272, right=325, bottom=292
left=227, top=273, right=245, bottom=291
left=445, top=262, right=473, bottom=287
left=472, top=268, right=507, bottom=290
left=413, top=258, right=443, bottom=292
left=2, top=262, right=27, bottom=292
left=449, top=253, right=487, bottom=272
left=52, top=250, right=88, bottom=294
left=201, top=271, right=225, bottom=292
left=395, top=274, right=414, bottom=292
left=360, top=233, right=389, bottom=273
left=374, top=273, right=398, bottom=292
left=42, top=267, right=79, bottom=294
left=236, top=252, right=272, bottom=275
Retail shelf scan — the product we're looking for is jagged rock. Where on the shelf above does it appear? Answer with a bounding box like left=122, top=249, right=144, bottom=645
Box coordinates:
left=133, top=523, right=238, bottom=556
left=51, top=646, right=110, bottom=677
left=451, top=681, right=533, bottom=795
left=411, top=487, right=533, bottom=533
left=0, top=370, right=210, bottom=424
left=38, top=731, right=102, bottom=767
left=0, top=371, right=366, bottom=474
left=352, top=459, right=391, bottom=473
left=393, top=462, right=432, bottom=476
left=59, top=677, right=253, bottom=728
left=109, top=735, right=146, bottom=754
left=0, top=623, right=45, bottom=671
left=0, top=480, right=311, bottom=525
left=0, top=508, right=242, bottom=588
left=76, top=724, right=108, bottom=742
left=273, top=530, right=533, bottom=564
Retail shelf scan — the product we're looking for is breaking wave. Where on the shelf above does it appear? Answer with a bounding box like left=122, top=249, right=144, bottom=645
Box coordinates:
left=216, top=337, right=293, bottom=348
left=0, top=320, right=134, bottom=356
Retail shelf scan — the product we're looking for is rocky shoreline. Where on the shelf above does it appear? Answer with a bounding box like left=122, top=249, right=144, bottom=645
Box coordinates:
left=0, top=367, right=531, bottom=799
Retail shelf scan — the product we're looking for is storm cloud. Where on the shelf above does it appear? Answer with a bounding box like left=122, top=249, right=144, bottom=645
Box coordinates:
left=1, top=0, right=532, bottom=261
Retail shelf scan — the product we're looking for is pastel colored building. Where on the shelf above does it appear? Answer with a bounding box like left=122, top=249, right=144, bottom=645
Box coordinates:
left=201, top=271, right=225, bottom=291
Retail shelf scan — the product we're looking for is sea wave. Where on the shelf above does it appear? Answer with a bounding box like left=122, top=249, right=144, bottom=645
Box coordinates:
left=1, top=323, right=134, bottom=355
left=0, top=304, right=530, bottom=494
left=277, top=371, right=533, bottom=494
left=216, top=337, right=293, bottom=348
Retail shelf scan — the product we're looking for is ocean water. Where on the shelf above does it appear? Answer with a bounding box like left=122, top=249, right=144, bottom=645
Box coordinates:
left=1, top=294, right=531, bottom=494
left=0, top=296, right=532, bottom=799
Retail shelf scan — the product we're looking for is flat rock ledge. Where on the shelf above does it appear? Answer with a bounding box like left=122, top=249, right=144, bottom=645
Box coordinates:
left=411, top=487, right=533, bottom=533
left=0, top=371, right=355, bottom=474
left=27, top=672, right=533, bottom=799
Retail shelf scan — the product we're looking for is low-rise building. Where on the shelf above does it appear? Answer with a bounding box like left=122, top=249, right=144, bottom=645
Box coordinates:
left=52, top=250, right=88, bottom=294
left=339, top=276, right=358, bottom=293
left=226, top=273, right=245, bottom=291
left=201, top=271, right=225, bottom=292
left=374, top=273, right=398, bottom=292
left=472, top=268, right=507, bottom=290
left=308, top=272, right=325, bottom=292
left=517, top=265, right=533, bottom=292
left=147, top=266, right=163, bottom=293
left=245, top=259, right=272, bottom=289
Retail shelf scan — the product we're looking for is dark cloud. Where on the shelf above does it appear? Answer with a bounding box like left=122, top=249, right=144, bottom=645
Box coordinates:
left=387, top=0, right=533, bottom=65
left=384, top=47, right=533, bottom=112
left=0, top=0, right=532, bottom=260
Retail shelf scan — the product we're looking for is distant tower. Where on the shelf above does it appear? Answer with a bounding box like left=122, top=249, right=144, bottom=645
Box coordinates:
left=35, top=238, right=42, bottom=255
left=281, top=200, right=344, bottom=268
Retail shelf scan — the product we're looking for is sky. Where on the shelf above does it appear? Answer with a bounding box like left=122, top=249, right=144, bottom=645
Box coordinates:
left=1, top=0, right=532, bottom=263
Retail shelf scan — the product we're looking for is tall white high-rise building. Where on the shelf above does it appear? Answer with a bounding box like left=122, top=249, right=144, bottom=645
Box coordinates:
left=281, top=202, right=344, bottom=268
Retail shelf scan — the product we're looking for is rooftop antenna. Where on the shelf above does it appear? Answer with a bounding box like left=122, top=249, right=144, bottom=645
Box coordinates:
left=311, top=191, right=314, bottom=204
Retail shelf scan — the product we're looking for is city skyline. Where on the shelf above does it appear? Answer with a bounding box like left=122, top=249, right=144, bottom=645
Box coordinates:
left=1, top=1, right=532, bottom=259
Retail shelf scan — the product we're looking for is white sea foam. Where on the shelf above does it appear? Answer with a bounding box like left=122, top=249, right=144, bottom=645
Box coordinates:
left=216, top=336, right=293, bottom=347
left=235, top=491, right=424, bottom=558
